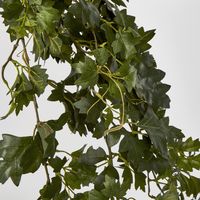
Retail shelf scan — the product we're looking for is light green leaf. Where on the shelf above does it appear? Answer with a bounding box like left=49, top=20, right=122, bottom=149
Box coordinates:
left=49, top=36, right=63, bottom=57
left=102, top=175, right=121, bottom=198
left=93, top=48, right=110, bottom=65
left=89, top=190, right=107, bottom=200
left=72, top=57, right=98, bottom=88
left=37, top=122, right=57, bottom=158
left=29, top=65, right=48, bottom=96
left=36, top=6, right=60, bottom=33
left=28, top=0, right=42, bottom=5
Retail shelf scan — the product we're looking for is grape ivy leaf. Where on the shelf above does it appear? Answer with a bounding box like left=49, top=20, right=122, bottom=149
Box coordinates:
left=48, top=156, right=67, bottom=173
left=29, top=65, right=48, bottom=96
left=88, top=190, right=107, bottom=200
left=79, top=146, right=107, bottom=165
left=102, top=175, right=121, bottom=198
left=37, top=122, right=58, bottom=158
left=36, top=5, right=60, bottom=33
left=0, top=134, right=43, bottom=186
left=72, top=57, right=98, bottom=89
left=138, top=107, right=169, bottom=158
left=134, top=172, right=146, bottom=192
left=93, top=48, right=110, bottom=65
left=119, top=133, right=151, bottom=167
left=49, top=35, right=63, bottom=57
left=40, top=176, right=62, bottom=199
left=80, top=0, right=100, bottom=29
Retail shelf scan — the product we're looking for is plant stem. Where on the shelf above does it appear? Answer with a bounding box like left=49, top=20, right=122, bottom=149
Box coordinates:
left=147, top=172, right=156, bottom=199
left=92, top=29, right=98, bottom=49
left=44, top=163, right=51, bottom=184
left=33, top=95, right=40, bottom=123
left=56, top=149, right=72, bottom=157
left=152, top=171, right=164, bottom=195
left=1, top=39, right=20, bottom=90
left=21, top=38, right=40, bottom=124
left=105, top=135, right=113, bottom=166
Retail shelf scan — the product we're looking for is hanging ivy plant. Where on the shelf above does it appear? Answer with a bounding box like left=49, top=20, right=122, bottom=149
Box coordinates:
left=0, top=0, right=200, bottom=199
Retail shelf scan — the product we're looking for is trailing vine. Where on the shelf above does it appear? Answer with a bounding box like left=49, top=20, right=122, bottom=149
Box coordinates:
left=0, top=0, right=200, bottom=199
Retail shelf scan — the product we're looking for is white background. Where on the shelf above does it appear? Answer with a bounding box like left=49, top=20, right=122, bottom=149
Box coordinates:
left=0, top=0, right=200, bottom=199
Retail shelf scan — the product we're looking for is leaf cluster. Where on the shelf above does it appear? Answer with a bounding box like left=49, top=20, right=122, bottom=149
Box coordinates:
left=0, top=0, right=200, bottom=199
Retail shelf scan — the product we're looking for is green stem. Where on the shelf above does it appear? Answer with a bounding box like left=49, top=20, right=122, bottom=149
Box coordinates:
left=152, top=171, right=164, bottom=194
left=44, top=163, right=51, bottom=184
left=92, top=29, right=98, bottom=49
left=1, top=39, right=20, bottom=92
left=105, top=135, right=113, bottom=166
left=56, top=149, right=72, bottom=157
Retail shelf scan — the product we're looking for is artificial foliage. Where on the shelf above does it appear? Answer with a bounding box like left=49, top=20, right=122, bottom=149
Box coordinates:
left=0, top=0, right=200, bottom=199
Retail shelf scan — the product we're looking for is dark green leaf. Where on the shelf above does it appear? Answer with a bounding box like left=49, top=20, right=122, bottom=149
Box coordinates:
left=64, top=172, right=81, bottom=189
left=48, top=156, right=67, bottom=173
left=80, top=0, right=100, bottom=28
left=40, top=176, right=62, bottom=198
left=134, top=172, right=146, bottom=192
left=0, top=134, right=43, bottom=186
left=138, top=107, right=168, bottom=158
left=79, top=146, right=107, bottom=165
left=119, top=133, right=151, bottom=167
left=114, top=9, right=135, bottom=28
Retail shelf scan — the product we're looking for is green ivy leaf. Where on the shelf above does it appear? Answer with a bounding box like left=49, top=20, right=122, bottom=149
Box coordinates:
left=48, top=156, right=67, bottom=173
left=114, top=9, right=136, bottom=28
left=120, top=167, right=133, bottom=195
left=79, top=146, right=107, bottom=165
left=134, top=172, right=146, bottom=192
left=37, top=122, right=57, bottom=158
left=80, top=0, right=100, bottom=29
left=36, top=6, right=60, bottom=33
left=119, top=133, right=151, bottom=167
left=178, top=174, right=200, bottom=198
left=138, top=107, right=169, bottom=158
left=40, top=176, right=62, bottom=199
left=72, top=57, right=98, bottom=89
left=29, top=65, right=48, bottom=96
left=135, top=53, right=171, bottom=109
left=93, top=48, right=110, bottom=65
left=102, top=175, right=121, bottom=198
left=88, top=190, right=107, bottom=200
left=0, top=134, right=43, bottom=186
left=182, top=137, right=200, bottom=152
left=49, top=35, right=63, bottom=57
